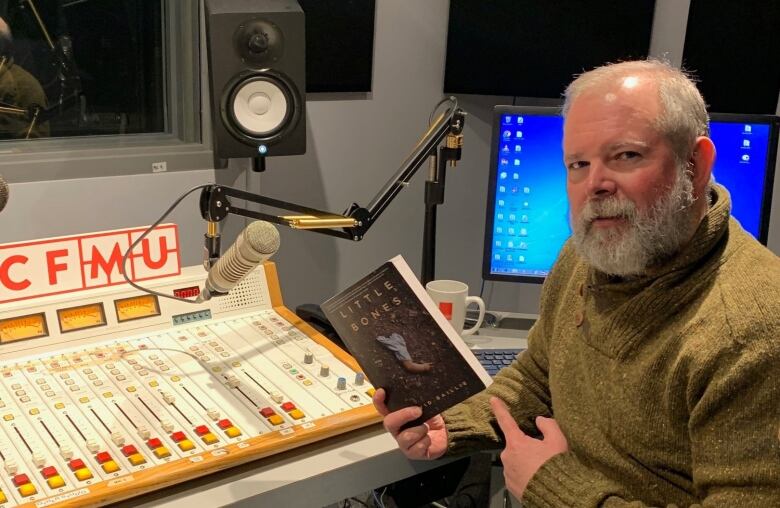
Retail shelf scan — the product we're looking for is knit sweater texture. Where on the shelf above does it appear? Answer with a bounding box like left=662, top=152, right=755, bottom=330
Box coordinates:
left=442, top=184, right=780, bottom=507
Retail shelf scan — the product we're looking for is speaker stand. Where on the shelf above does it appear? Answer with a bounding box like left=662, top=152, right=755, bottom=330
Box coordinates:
left=252, top=157, right=267, bottom=172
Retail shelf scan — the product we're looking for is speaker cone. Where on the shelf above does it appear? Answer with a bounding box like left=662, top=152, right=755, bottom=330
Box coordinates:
left=223, top=72, right=300, bottom=143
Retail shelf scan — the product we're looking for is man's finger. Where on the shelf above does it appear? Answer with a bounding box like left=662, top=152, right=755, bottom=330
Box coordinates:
left=396, top=425, right=430, bottom=451
left=372, top=388, right=390, bottom=416
left=490, top=397, right=525, bottom=441
left=383, top=406, right=423, bottom=436
left=535, top=416, right=568, bottom=449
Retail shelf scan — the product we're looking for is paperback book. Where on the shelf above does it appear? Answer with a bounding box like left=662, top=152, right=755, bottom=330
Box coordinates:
left=321, top=255, right=492, bottom=426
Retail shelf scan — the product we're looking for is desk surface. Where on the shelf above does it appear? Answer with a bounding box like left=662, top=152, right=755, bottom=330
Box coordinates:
left=121, top=326, right=530, bottom=507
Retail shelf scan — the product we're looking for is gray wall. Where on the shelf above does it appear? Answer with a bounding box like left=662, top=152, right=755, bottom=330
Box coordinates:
left=1, top=0, right=778, bottom=316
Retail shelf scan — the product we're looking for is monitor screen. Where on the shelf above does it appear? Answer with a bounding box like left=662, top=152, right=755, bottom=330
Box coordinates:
left=482, top=106, right=569, bottom=283
left=709, top=114, right=779, bottom=244
left=481, top=108, right=780, bottom=283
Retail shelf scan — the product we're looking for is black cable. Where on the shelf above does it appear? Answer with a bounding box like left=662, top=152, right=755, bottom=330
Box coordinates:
left=120, top=183, right=212, bottom=304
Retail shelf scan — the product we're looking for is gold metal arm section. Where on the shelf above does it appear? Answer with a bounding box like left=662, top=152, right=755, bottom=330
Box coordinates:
left=280, top=215, right=359, bottom=229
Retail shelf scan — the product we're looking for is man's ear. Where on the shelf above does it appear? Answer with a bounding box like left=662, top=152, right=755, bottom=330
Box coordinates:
left=690, top=136, right=716, bottom=196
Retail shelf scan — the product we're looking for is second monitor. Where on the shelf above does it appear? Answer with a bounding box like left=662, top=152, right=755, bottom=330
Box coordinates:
left=482, top=106, right=779, bottom=284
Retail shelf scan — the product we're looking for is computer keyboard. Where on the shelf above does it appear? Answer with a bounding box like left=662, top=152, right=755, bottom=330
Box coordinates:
left=473, top=348, right=524, bottom=377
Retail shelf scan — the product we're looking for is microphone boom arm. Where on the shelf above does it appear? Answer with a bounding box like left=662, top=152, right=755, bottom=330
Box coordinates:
left=199, top=107, right=466, bottom=244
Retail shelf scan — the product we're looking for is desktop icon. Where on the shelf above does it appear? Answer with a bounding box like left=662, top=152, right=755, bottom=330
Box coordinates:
left=741, top=154, right=750, bottom=162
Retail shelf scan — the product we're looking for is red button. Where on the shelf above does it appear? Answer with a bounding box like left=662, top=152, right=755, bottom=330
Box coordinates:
left=13, top=474, right=30, bottom=486
left=95, top=451, right=111, bottom=464
left=170, top=431, right=186, bottom=442
left=281, top=402, right=296, bottom=412
left=194, top=425, right=209, bottom=436
left=41, top=466, right=58, bottom=479
left=217, top=419, right=232, bottom=430
left=69, top=459, right=85, bottom=471
left=121, top=445, right=138, bottom=457
left=146, top=438, right=162, bottom=449
left=259, top=407, right=275, bottom=417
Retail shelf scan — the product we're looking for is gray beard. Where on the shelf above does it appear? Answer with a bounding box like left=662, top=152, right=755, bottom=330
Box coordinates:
left=571, top=168, right=697, bottom=277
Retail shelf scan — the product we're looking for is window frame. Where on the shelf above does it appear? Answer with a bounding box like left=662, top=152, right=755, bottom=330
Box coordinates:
left=0, top=0, right=212, bottom=183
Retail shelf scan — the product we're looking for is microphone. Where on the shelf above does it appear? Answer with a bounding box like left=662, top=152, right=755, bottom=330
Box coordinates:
left=196, top=220, right=280, bottom=303
left=0, top=174, right=8, bottom=213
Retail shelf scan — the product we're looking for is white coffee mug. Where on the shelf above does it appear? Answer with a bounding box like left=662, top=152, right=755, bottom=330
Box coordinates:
left=425, top=279, right=486, bottom=336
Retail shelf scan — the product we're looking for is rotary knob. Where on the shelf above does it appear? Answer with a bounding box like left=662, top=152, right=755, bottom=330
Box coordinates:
left=354, top=372, right=365, bottom=386
left=319, top=364, right=330, bottom=377
left=336, top=377, right=347, bottom=390
left=303, top=351, right=314, bottom=364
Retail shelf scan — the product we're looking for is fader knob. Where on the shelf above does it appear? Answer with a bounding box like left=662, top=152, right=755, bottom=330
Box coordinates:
left=354, top=373, right=365, bottom=386
left=319, top=364, right=330, bottom=377
left=226, top=375, right=240, bottom=388
left=137, top=425, right=151, bottom=440
left=270, top=392, right=283, bottom=404
left=207, top=408, right=220, bottom=421
left=59, top=444, right=74, bottom=460
left=86, top=439, right=100, bottom=453
left=336, top=377, right=347, bottom=390
left=303, top=352, right=314, bottom=364
left=162, top=392, right=175, bottom=404
left=4, top=458, right=17, bottom=475
left=161, top=419, right=174, bottom=432
left=111, top=432, right=125, bottom=446
left=32, top=452, right=45, bottom=468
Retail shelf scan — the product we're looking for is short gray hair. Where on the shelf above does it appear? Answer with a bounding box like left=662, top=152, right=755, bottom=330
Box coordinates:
left=562, top=59, right=709, bottom=165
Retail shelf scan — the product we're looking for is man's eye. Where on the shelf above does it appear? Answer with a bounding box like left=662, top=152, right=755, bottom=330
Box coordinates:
left=617, top=151, right=641, bottom=160
left=567, top=161, right=588, bottom=170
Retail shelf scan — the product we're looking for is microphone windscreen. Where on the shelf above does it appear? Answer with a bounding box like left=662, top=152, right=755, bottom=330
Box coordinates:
left=241, top=220, right=281, bottom=258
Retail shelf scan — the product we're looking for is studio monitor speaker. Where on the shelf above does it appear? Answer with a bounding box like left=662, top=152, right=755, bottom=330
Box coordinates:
left=205, top=0, right=306, bottom=168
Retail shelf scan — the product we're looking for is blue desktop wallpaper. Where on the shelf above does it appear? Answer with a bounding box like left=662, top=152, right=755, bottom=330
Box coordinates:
left=488, top=113, right=568, bottom=278
left=709, top=121, right=771, bottom=238
left=485, top=114, right=775, bottom=281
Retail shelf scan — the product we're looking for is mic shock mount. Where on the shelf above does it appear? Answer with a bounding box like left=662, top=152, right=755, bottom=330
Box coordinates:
left=199, top=104, right=465, bottom=283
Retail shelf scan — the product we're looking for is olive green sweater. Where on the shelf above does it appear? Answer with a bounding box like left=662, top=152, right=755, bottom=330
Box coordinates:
left=443, top=185, right=780, bottom=507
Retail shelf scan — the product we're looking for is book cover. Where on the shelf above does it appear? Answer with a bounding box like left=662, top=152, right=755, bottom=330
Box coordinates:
left=321, top=255, right=492, bottom=426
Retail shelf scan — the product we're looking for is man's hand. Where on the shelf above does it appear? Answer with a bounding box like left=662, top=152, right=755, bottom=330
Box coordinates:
left=490, top=396, right=568, bottom=499
left=373, top=388, right=447, bottom=460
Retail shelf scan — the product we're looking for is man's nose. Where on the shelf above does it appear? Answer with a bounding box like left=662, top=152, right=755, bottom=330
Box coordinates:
left=586, top=162, right=617, bottom=197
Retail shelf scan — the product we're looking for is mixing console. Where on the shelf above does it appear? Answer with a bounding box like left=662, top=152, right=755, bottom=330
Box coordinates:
left=0, top=262, right=379, bottom=507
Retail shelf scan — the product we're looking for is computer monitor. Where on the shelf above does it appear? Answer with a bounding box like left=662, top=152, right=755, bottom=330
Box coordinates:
left=481, top=107, right=780, bottom=284
left=482, top=106, right=568, bottom=283
left=708, top=113, right=779, bottom=245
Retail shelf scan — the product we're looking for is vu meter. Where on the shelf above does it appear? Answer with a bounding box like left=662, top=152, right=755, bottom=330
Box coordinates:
left=57, top=303, right=107, bottom=333
left=0, top=312, right=49, bottom=343
left=115, top=294, right=161, bottom=322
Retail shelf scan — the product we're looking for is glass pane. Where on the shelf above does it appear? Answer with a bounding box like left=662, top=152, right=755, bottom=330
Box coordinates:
left=0, top=0, right=164, bottom=140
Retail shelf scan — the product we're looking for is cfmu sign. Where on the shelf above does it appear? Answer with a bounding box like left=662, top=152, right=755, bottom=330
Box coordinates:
left=0, top=225, right=181, bottom=304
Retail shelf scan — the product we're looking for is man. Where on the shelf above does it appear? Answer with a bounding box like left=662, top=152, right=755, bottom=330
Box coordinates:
left=0, top=16, right=49, bottom=139
left=374, top=59, right=780, bottom=507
